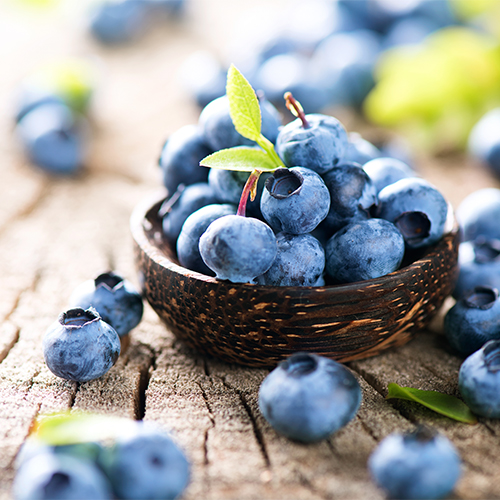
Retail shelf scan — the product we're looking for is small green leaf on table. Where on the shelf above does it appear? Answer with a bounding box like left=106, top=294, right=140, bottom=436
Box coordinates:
left=386, top=383, right=478, bottom=424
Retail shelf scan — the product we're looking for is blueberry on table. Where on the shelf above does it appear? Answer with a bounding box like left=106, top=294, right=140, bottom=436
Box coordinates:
left=321, top=162, right=378, bottom=235
left=258, top=352, right=362, bottom=442
left=13, top=451, right=112, bottom=500
left=159, top=124, right=212, bottom=196
left=363, top=157, right=415, bottom=194
left=199, top=214, right=277, bottom=284
left=16, top=102, right=85, bottom=175
left=160, top=182, right=219, bottom=246
left=43, top=307, right=120, bottom=383
left=456, top=187, right=500, bottom=242
left=459, top=339, right=500, bottom=418
left=256, top=232, right=325, bottom=286
left=13, top=84, right=66, bottom=123
left=176, top=203, right=237, bottom=275
left=377, top=177, right=449, bottom=249
left=69, top=271, right=143, bottom=337
left=260, top=167, right=330, bottom=235
left=453, top=237, right=500, bottom=299
left=199, top=94, right=281, bottom=151
left=368, top=426, right=461, bottom=500
left=325, top=218, right=405, bottom=284
left=88, top=0, right=149, bottom=44
left=276, top=111, right=348, bottom=175
left=98, top=422, right=190, bottom=500
left=445, top=286, right=500, bottom=357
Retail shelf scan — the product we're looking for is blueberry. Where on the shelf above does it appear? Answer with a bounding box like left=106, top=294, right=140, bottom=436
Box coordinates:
left=276, top=113, right=348, bottom=175
left=453, top=237, right=500, bottom=299
left=69, top=271, right=143, bottom=337
left=199, top=95, right=282, bottom=151
left=13, top=451, right=112, bottom=500
left=377, top=177, right=449, bottom=249
left=252, top=53, right=331, bottom=114
left=363, top=157, right=415, bottom=194
left=459, top=339, right=500, bottom=418
left=178, top=51, right=226, bottom=109
left=343, top=132, right=381, bottom=166
left=368, top=426, right=461, bottom=500
left=98, top=422, right=190, bottom=500
left=16, top=102, right=85, bottom=175
left=160, top=182, right=219, bottom=246
left=256, top=232, right=325, bottom=286
left=456, top=188, right=500, bottom=242
left=199, top=214, right=277, bottom=284
left=311, top=29, right=381, bottom=108
left=88, top=0, right=148, bottom=44
left=158, top=125, right=212, bottom=196
left=258, top=352, right=361, bottom=442
left=176, top=203, right=237, bottom=275
left=43, top=307, right=120, bottom=383
left=468, top=108, right=500, bottom=179
left=13, top=84, right=66, bottom=123
left=260, top=167, right=330, bottom=235
left=445, top=286, right=500, bottom=357
left=325, top=218, right=405, bottom=284
left=320, top=162, right=378, bottom=235
left=208, top=167, right=269, bottom=219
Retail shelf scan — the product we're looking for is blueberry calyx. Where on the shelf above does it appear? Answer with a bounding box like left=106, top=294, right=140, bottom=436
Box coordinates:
left=280, top=352, right=318, bottom=377
left=265, top=168, right=303, bottom=199
left=59, top=308, right=99, bottom=328
left=404, top=424, right=437, bottom=444
left=473, top=237, right=500, bottom=264
left=483, top=340, right=500, bottom=372
left=94, top=271, right=124, bottom=291
left=394, top=211, right=431, bottom=245
left=464, top=286, right=499, bottom=310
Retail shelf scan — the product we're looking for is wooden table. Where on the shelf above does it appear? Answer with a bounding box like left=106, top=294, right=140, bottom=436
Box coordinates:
left=1, top=1, right=500, bottom=498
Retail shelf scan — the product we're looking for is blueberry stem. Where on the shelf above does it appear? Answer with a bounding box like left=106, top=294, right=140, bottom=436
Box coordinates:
left=284, top=92, right=309, bottom=129
left=237, top=169, right=262, bottom=217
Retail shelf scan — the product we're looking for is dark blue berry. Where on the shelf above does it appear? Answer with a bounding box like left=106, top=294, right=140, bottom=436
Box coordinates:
left=176, top=203, right=237, bottom=275
left=363, top=157, right=415, bottom=194
left=258, top=352, right=362, bottom=442
left=368, top=426, right=461, bottom=500
left=199, top=214, right=277, bottom=284
left=43, top=308, right=120, bottom=383
left=256, top=232, right=325, bottom=286
left=459, top=339, right=500, bottom=418
left=69, top=271, right=143, bottom=337
left=261, top=167, right=330, bottom=235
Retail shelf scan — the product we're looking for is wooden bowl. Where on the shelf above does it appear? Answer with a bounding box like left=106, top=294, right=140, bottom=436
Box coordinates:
left=131, top=190, right=460, bottom=368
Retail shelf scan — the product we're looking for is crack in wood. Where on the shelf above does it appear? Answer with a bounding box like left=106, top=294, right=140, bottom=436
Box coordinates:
left=196, top=381, right=215, bottom=467
left=220, top=377, right=270, bottom=469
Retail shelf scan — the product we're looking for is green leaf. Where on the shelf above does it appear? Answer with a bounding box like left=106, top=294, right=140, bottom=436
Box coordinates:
left=33, top=412, right=137, bottom=445
left=200, top=147, right=278, bottom=172
left=226, top=64, right=262, bottom=142
left=386, top=383, right=478, bottom=424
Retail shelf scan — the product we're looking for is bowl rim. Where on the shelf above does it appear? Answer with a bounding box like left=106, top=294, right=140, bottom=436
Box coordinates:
left=131, top=189, right=460, bottom=293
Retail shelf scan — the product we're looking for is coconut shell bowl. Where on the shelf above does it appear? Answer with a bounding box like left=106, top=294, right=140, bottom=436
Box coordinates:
left=131, top=191, right=460, bottom=369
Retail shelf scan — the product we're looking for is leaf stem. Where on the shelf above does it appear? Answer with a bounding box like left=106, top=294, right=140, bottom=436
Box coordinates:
left=285, top=92, right=309, bottom=129
left=256, top=135, right=285, bottom=168
left=237, top=169, right=262, bottom=217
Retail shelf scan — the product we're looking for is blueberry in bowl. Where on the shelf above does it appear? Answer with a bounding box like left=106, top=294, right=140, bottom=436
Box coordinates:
left=130, top=65, right=460, bottom=368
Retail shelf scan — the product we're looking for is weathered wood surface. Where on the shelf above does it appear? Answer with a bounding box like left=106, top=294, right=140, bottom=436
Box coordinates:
left=1, top=1, right=500, bottom=499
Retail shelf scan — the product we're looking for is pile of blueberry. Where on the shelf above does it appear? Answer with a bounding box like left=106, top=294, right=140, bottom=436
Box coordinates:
left=13, top=61, right=95, bottom=176
left=13, top=417, right=190, bottom=500
left=43, top=271, right=143, bottom=383
left=159, top=70, right=449, bottom=287
left=88, top=0, right=186, bottom=45
left=180, top=0, right=462, bottom=111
